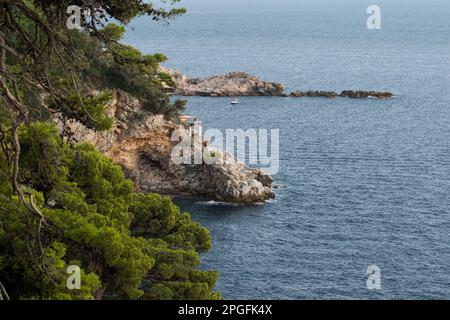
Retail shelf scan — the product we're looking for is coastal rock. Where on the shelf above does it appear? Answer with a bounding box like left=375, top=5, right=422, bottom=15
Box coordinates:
left=162, top=68, right=284, bottom=97
left=53, top=91, right=274, bottom=204
left=290, top=91, right=337, bottom=98
left=339, top=90, right=393, bottom=99
left=289, top=90, right=393, bottom=99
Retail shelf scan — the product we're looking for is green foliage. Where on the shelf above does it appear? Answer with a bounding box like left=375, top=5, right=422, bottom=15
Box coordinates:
left=128, top=193, right=178, bottom=236
left=98, top=24, right=126, bottom=43
left=0, top=122, right=220, bottom=300
left=159, top=72, right=178, bottom=88
left=0, top=1, right=219, bottom=301
left=34, top=1, right=186, bottom=26
left=2, top=3, right=187, bottom=129
left=41, top=241, right=102, bottom=300
left=70, top=24, right=187, bottom=119
left=48, top=93, right=114, bottom=131
left=96, top=27, right=186, bottom=118
left=19, top=122, right=71, bottom=196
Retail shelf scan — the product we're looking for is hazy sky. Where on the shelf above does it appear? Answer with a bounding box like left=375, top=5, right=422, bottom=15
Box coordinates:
left=172, top=0, right=445, bottom=14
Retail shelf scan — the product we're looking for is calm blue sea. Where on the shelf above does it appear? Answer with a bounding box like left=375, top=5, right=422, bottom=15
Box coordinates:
left=124, top=0, right=450, bottom=299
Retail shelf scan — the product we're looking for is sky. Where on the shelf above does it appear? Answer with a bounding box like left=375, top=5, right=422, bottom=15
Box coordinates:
left=167, top=0, right=447, bottom=14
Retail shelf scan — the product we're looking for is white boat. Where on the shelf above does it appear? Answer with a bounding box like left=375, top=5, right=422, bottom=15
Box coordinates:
left=230, top=98, right=240, bottom=105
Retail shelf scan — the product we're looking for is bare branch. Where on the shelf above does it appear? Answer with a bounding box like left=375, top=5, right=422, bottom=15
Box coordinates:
left=0, top=42, right=22, bottom=59
left=10, top=115, right=47, bottom=225
left=0, top=281, right=10, bottom=300
left=0, top=31, right=6, bottom=72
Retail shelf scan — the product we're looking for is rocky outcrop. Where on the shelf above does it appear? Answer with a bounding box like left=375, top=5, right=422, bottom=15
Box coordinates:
left=290, top=91, right=337, bottom=98
left=339, top=90, right=393, bottom=99
left=290, top=90, right=393, bottom=99
left=163, top=69, right=284, bottom=97
left=162, top=67, right=393, bottom=99
left=53, top=91, right=275, bottom=204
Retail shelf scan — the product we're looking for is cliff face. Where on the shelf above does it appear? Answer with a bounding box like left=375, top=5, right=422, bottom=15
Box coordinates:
left=163, top=69, right=285, bottom=97
left=54, top=91, right=275, bottom=203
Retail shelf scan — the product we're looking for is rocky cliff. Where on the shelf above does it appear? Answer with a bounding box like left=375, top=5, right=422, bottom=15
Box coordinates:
left=54, top=91, right=275, bottom=204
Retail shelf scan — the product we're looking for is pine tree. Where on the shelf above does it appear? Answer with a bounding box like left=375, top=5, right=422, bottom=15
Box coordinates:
left=0, top=1, right=219, bottom=300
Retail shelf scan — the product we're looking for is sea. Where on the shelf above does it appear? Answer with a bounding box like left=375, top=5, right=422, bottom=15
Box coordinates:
left=123, top=0, right=450, bottom=299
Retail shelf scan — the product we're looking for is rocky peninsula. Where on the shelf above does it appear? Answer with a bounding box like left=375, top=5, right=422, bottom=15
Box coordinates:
left=161, top=68, right=393, bottom=99
left=53, top=91, right=275, bottom=204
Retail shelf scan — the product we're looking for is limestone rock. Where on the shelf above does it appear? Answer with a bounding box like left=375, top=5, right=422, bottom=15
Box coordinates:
left=289, top=90, right=393, bottom=99
left=53, top=91, right=275, bottom=204
left=290, top=91, right=337, bottom=98
left=162, top=68, right=284, bottom=97
left=339, top=90, right=393, bottom=99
